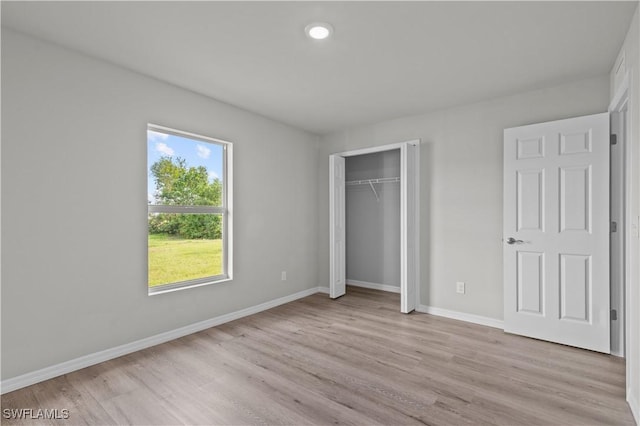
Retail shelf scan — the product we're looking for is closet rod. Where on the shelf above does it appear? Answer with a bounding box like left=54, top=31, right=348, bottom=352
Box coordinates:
left=345, top=176, right=399, bottom=201
left=345, top=176, right=400, bottom=186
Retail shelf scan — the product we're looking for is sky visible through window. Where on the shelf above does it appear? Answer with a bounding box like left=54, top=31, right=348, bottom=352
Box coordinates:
left=147, top=130, right=223, bottom=204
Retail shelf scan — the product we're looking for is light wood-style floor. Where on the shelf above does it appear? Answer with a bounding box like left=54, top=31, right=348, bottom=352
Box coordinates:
left=2, top=286, right=634, bottom=425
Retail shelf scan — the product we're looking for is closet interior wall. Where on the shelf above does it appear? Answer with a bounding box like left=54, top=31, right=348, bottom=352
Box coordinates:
left=345, top=150, right=401, bottom=290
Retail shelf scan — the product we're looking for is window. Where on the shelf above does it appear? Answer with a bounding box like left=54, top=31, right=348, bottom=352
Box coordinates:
left=147, top=124, right=232, bottom=294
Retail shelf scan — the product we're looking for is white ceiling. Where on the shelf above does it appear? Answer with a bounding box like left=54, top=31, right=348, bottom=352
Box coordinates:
left=2, top=1, right=637, bottom=135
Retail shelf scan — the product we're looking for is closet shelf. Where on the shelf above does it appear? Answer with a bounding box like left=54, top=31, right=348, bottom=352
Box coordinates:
left=345, top=176, right=400, bottom=186
left=345, top=176, right=400, bottom=202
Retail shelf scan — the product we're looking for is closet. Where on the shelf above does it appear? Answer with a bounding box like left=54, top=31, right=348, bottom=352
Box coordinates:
left=329, top=140, right=420, bottom=313
left=345, top=150, right=401, bottom=293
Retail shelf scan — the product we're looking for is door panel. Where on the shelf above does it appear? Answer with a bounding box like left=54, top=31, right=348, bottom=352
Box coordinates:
left=517, top=251, right=544, bottom=315
left=504, top=112, right=609, bottom=353
left=329, top=155, right=346, bottom=298
left=517, top=170, right=544, bottom=231
left=400, top=143, right=419, bottom=313
left=559, top=165, right=591, bottom=232
left=559, top=254, right=590, bottom=322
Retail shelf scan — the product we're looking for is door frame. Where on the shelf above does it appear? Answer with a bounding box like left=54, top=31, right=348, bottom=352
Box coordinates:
left=609, top=71, right=630, bottom=362
left=329, top=140, right=421, bottom=313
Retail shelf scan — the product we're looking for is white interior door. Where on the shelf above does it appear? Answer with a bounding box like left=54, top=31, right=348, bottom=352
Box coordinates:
left=329, top=155, right=346, bottom=298
left=503, top=113, right=610, bottom=353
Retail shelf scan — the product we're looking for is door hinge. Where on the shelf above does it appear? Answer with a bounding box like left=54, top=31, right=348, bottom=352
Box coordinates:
left=611, top=221, right=617, bottom=232
left=611, top=309, right=618, bottom=321
left=611, top=134, right=618, bottom=145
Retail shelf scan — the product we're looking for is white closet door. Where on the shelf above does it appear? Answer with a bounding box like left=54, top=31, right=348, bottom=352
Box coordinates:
left=330, top=155, right=346, bottom=298
left=401, top=142, right=419, bottom=313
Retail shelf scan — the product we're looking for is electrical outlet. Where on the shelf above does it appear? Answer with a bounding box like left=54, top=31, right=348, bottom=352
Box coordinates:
left=281, top=271, right=287, bottom=281
left=456, top=281, right=465, bottom=294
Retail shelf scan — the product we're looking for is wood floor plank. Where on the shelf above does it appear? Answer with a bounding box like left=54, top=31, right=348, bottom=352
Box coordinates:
left=1, top=286, right=635, bottom=425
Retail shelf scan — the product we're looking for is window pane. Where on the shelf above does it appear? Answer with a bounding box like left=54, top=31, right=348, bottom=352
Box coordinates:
left=147, top=130, right=224, bottom=207
left=148, top=213, right=224, bottom=287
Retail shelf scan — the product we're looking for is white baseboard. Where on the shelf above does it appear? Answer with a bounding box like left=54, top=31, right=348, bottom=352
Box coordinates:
left=416, top=304, right=504, bottom=330
left=628, top=387, right=639, bottom=425
left=346, top=279, right=401, bottom=294
left=0, top=286, right=325, bottom=395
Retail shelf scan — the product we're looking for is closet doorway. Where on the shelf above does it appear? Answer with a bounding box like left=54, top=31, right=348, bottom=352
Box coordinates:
left=329, top=141, right=420, bottom=313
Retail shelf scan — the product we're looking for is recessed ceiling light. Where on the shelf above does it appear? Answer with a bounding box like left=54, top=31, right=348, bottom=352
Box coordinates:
left=305, top=22, right=333, bottom=40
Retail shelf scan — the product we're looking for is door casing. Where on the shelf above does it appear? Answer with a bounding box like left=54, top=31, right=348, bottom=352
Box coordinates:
left=608, top=71, right=631, bottom=367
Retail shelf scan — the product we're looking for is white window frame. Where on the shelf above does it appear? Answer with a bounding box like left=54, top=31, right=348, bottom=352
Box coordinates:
left=147, top=124, right=233, bottom=295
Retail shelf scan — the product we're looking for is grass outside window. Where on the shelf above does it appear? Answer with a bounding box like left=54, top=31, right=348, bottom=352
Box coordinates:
left=148, top=234, right=223, bottom=287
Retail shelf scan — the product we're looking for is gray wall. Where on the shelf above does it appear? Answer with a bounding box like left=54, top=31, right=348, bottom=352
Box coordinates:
left=1, top=29, right=319, bottom=380
left=318, top=75, right=610, bottom=320
left=345, top=150, right=400, bottom=287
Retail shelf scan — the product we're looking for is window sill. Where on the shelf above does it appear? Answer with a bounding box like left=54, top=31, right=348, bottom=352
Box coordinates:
left=148, top=276, right=232, bottom=296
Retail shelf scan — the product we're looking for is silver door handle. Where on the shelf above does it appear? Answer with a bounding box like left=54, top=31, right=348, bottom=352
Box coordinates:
left=506, top=237, right=524, bottom=245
